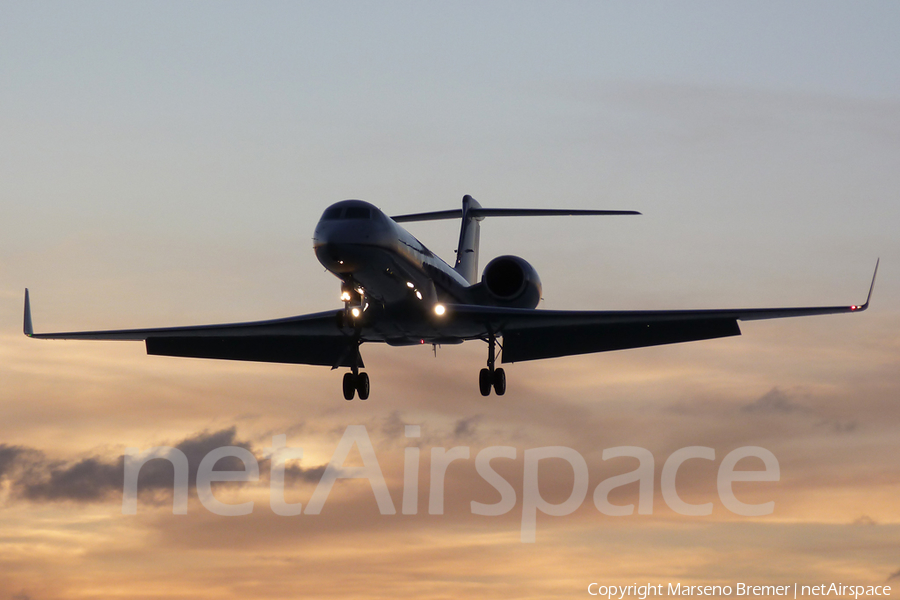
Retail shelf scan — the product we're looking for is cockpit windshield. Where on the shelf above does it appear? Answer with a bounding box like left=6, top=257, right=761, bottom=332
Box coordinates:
left=321, top=207, right=343, bottom=220
left=344, top=207, right=371, bottom=219
left=321, top=206, right=372, bottom=220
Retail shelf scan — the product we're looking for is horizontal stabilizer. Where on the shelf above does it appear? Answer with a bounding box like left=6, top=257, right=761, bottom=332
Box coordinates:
left=391, top=207, right=640, bottom=222
left=391, top=209, right=463, bottom=222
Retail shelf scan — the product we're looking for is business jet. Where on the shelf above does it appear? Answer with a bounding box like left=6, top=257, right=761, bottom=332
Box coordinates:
left=24, top=195, right=877, bottom=400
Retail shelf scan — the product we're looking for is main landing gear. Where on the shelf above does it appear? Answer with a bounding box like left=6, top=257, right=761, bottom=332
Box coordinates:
left=342, top=369, right=369, bottom=401
left=479, top=333, right=506, bottom=396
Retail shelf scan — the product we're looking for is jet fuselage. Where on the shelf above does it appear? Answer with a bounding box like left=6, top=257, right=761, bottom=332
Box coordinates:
left=313, top=199, right=472, bottom=310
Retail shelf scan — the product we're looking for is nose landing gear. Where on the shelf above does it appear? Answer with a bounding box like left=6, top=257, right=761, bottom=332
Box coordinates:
left=339, top=320, right=369, bottom=401
left=479, top=332, right=506, bottom=396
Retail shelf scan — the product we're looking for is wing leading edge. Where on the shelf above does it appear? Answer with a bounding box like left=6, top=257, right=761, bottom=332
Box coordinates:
left=446, top=259, right=879, bottom=363
left=23, top=260, right=877, bottom=367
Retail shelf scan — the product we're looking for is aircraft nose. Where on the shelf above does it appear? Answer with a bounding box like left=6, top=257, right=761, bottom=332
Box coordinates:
left=315, top=241, right=364, bottom=273
left=313, top=207, right=394, bottom=274
left=313, top=222, right=377, bottom=273
left=314, top=219, right=375, bottom=246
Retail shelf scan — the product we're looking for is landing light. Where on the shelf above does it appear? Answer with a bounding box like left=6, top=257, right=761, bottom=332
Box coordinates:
left=351, top=307, right=361, bottom=318
left=406, top=281, right=415, bottom=288
left=340, top=291, right=352, bottom=302
left=434, top=304, right=446, bottom=316
left=415, top=291, right=423, bottom=300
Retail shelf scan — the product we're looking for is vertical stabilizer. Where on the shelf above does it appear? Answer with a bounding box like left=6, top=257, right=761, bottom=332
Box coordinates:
left=454, top=195, right=483, bottom=284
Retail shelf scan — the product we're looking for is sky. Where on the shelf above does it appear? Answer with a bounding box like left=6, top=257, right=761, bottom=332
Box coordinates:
left=1, top=1, right=899, bottom=599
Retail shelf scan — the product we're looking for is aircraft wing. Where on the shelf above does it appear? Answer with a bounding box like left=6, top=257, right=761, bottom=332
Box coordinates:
left=23, top=290, right=360, bottom=367
left=24, top=261, right=877, bottom=367
left=449, top=260, right=879, bottom=363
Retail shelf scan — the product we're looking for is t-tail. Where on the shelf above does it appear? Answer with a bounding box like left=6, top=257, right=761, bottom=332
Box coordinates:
left=391, top=195, right=641, bottom=284
left=454, top=194, right=483, bottom=284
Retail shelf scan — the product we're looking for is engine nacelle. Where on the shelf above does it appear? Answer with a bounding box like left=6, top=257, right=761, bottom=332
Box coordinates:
left=479, top=255, right=542, bottom=309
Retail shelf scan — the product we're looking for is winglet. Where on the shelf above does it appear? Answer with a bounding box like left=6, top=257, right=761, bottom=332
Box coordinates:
left=860, top=258, right=879, bottom=310
left=24, top=288, right=33, bottom=337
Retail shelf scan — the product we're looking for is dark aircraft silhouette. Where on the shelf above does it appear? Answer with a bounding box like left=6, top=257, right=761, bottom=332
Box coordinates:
left=24, top=195, right=878, bottom=399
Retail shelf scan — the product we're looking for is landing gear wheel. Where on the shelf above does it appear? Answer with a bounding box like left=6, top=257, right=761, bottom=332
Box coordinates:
left=342, top=372, right=356, bottom=400
left=479, top=368, right=492, bottom=396
left=356, top=372, right=370, bottom=400
left=493, top=368, right=506, bottom=396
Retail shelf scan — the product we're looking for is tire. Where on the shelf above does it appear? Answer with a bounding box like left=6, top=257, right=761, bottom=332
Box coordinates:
left=493, top=368, right=506, bottom=396
left=342, top=372, right=356, bottom=400
left=479, top=368, right=492, bottom=396
left=357, top=372, right=370, bottom=400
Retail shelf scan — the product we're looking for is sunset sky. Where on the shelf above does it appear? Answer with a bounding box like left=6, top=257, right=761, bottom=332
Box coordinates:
left=1, top=2, right=899, bottom=599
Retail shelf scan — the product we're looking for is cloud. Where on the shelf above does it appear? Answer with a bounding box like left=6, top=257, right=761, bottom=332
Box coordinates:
left=282, top=463, right=328, bottom=485
left=18, top=455, right=123, bottom=502
left=380, top=410, right=411, bottom=438
left=822, top=420, right=858, bottom=434
left=452, top=415, right=481, bottom=439
left=741, top=387, right=808, bottom=414
left=0, top=445, right=27, bottom=478
left=2, top=428, right=329, bottom=505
